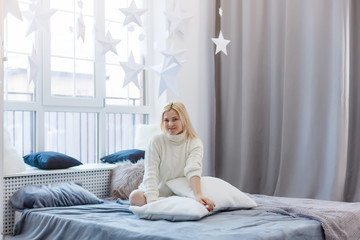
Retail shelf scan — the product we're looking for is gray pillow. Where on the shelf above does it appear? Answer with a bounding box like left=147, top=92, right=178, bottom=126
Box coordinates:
left=10, top=182, right=103, bottom=210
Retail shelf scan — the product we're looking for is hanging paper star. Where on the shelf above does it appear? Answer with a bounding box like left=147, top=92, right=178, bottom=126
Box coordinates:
left=151, top=62, right=182, bottom=97
left=78, top=0, right=84, bottom=9
left=4, top=0, right=23, bottom=21
left=97, top=31, right=121, bottom=55
left=211, top=30, right=231, bottom=55
left=119, top=0, right=147, bottom=27
left=27, top=46, right=39, bottom=85
left=25, top=3, right=57, bottom=36
left=138, top=33, right=145, bottom=41
left=160, top=45, right=186, bottom=68
left=127, top=25, right=135, bottom=32
left=164, top=1, right=192, bottom=36
left=77, top=14, right=86, bottom=42
left=120, top=52, right=144, bottom=88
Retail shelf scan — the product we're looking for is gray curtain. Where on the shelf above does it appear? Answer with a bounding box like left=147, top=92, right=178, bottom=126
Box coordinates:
left=215, top=0, right=360, bottom=202
left=345, top=0, right=360, bottom=201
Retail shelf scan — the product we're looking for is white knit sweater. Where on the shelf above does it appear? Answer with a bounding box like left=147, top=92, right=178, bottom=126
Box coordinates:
left=138, top=132, right=203, bottom=202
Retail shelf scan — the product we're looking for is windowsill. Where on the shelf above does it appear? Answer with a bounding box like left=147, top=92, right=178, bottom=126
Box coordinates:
left=4, top=163, right=116, bottom=177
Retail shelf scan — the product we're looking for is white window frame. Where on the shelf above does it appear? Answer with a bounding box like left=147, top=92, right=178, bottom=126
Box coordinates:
left=2, top=0, right=159, bottom=161
left=42, top=0, right=103, bottom=108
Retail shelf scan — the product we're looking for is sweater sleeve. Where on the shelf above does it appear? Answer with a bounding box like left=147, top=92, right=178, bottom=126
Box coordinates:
left=184, top=138, right=203, bottom=180
left=142, top=137, right=161, bottom=203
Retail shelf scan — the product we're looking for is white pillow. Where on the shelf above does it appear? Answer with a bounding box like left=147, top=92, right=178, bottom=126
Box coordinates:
left=166, top=176, right=257, bottom=211
left=3, top=128, right=26, bottom=175
left=129, top=196, right=209, bottom=221
left=134, top=124, right=162, bottom=150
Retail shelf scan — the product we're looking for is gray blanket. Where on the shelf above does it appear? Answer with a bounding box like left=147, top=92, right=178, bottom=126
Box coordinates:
left=8, top=199, right=324, bottom=240
left=251, top=194, right=360, bottom=240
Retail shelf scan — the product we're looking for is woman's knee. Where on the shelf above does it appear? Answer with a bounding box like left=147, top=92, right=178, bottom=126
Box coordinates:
left=129, top=189, right=146, bottom=206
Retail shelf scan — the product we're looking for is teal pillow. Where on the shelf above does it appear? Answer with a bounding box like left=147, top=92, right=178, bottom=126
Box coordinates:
left=23, top=151, right=82, bottom=170
left=100, top=149, right=145, bottom=164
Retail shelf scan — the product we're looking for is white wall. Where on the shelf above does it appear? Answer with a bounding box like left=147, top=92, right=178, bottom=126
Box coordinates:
left=152, top=0, right=216, bottom=175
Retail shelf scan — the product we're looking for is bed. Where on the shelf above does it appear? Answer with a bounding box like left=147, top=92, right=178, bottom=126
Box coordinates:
left=5, top=175, right=360, bottom=240
left=8, top=199, right=325, bottom=240
left=4, top=125, right=360, bottom=240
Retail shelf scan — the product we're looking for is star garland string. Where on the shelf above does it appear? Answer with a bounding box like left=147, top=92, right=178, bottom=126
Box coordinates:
left=150, top=0, right=192, bottom=97
left=27, top=46, right=39, bottom=85
left=8, top=0, right=200, bottom=98
left=77, top=0, right=85, bottom=42
left=113, top=0, right=147, bottom=90
left=211, top=2, right=231, bottom=56
left=164, top=0, right=192, bottom=38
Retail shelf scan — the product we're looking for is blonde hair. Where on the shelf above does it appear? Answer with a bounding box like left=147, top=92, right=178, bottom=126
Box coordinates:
left=160, top=102, right=198, bottom=139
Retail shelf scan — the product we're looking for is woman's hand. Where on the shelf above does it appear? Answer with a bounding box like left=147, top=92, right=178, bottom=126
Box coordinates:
left=190, top=176, right=216, bottom=211
left=195, top=194, right=215, bottom=212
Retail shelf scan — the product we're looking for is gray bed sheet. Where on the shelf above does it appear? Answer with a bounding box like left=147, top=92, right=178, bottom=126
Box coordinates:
left=8, top=200, right=324, bottom=240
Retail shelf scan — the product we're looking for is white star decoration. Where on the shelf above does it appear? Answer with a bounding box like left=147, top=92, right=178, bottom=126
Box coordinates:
left=77, top=14, right=86, bottom=42
left=138, top=33, right=145, bottom=41
left=211, top=30, right=231, bottom=55
left=25, top=3, right=57, bottom=36
left=120, top=52, right=144, bottom=88
left=151, top=63, right=182, bottom=97
left=161, top=45, right=186, bottom=68
left=4, top=0, right=23, bottom=21
left=119, top=0, right=147, bottom=27
left=97, top=31, right=121, bottom=55
left=28, top=46, right=39, bottom=85
left=164, top=1, right=192, bottom=37
left=78, top=0, right=83, bottom=9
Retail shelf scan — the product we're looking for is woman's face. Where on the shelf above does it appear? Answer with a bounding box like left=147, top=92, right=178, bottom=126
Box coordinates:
left=163, top=109, right=183, bottom=135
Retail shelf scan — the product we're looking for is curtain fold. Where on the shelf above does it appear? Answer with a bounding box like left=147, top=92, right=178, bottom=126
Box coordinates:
left=345, top=0, right=360, bottom=201
left=215, top=0, right=358, bottom=201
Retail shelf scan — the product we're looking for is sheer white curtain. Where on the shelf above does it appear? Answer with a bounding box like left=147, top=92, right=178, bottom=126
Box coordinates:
left=214, top=0, right=359, bottom=201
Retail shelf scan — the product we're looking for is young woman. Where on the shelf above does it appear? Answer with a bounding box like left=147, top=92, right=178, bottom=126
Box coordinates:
left=129, top=102, right=215, bottom=211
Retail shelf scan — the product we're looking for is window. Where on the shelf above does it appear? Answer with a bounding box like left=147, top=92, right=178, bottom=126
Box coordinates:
left=4, top=110, right=35, bottom=156
left=45, top=0, right=98, bottom=106
left=4, top=1, right=35, bottom=102
left=3, top=0, right=152, bottom=163
left=44, top=111, right=97, bottom=163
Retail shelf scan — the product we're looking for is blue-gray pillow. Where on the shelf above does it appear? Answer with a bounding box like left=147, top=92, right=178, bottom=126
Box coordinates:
left=100, top=149, right=145, bottom=164
left=10, top=182, right=103, bottom=210
left=23, top=151, right=82, bottom=169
